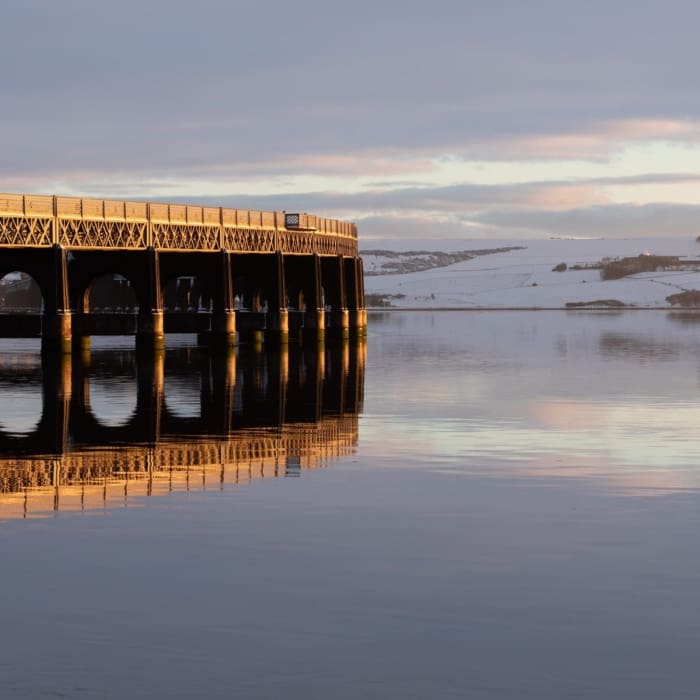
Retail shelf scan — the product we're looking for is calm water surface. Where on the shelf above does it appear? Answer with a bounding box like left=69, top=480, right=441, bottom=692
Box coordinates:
left=1, top=311, right=700, bottom=699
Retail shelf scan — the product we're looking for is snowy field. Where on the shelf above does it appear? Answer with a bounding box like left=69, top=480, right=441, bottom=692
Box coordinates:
left=362, top=238, right=700, bottom=309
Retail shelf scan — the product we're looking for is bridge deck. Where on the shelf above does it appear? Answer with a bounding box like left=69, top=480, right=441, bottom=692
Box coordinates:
left=0, top=193, right=358, bottom=256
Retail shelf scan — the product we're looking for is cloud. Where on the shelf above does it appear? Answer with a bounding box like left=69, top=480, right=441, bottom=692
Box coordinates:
left=170, top=172, right=700, bottom=215
left=353, top=204, right=700, bottom=241
left=472, top=203, right=700, bottom=239
left=480, top=120, right=700, bottom=161
left=2, top=1, right=700, bottom=241
left=357, top=214, right=480, bottom=241
left=3, top=2, right=700, bottom=171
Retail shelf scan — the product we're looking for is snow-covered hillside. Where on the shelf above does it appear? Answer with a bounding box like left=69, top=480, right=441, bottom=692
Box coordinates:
left=361, top=238, right=700, bottom=309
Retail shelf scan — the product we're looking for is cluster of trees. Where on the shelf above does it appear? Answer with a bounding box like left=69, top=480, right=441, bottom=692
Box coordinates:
left=600, top=255, right=680, bottom=280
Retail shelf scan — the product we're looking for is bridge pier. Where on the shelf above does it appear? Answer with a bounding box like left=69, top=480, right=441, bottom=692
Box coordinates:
left=42, top=311, right=72, bottom=355
left=41, top=245, right=72, bottom=354
left=199, top=250, right=237, bottom=348
left=204, top=310, right=236, bottom=348
left=304, top=308, right=326, bottom=342
left=322, top=255, right=350, bottom=340
left=264, top=252, right=289, bottom=344
left=345, top=257, right=367, bottom=336
left=75, top=334, right=92, bottom=357
left=310, top=254, right=325, bottom=342
left=136, top=248, right=165, bottom=352
left=266, top=308, right=289, bottom=343
left=136, top=311, right=165, bottom=352
left=330, top=308, right=350, bottom=337
left=285, top=253, right=326, bottom=342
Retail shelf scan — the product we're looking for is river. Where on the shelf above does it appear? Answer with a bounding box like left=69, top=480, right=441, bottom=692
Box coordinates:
left=1, top=311, right=699, bottom=699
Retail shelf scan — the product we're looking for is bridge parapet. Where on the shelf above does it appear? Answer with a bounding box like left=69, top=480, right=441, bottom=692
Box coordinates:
left=0, top=193, right=358, bottom=255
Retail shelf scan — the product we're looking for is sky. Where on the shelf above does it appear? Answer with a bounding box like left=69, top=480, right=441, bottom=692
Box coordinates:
left=3, top=0, right=700, bottom=240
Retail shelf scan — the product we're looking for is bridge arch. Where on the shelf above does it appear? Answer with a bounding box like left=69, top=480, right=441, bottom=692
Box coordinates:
left=0, top=271, right=43, bottom=312
left=0, top=248, right=68, bottom=314
left=159, top=251, right=219, bottom=310
left=68, top=251, right=153, bottom=314
left=284, top=255, right=321, bottom=312
left=163, top=276, right=208, bottom=312
left=84, top=273, right=139, bottom=312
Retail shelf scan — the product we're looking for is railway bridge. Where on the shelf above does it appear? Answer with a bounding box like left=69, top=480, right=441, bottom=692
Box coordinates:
left=0, top=193, right=366, bottom=351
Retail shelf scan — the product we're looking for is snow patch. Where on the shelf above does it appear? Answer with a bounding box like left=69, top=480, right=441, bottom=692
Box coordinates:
left=363, top=237, right=700, bottom=309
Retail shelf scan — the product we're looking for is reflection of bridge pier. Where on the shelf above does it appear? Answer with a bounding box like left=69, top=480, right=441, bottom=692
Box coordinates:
left=198, top=350, right=237, bottom=434
left=279, top=345, right=321, bottom=424
left=136, top=349, right=164, bottom=442
left=40, top=353, right=72, bottom=454
left=236, top=347, right=287, bottom=428
left=0, top=340, right=367, bottom=460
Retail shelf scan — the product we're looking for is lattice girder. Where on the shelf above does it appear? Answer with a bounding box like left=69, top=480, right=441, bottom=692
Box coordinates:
left=224, top=228, right=276, bottom=253
left=0, top=216, right=52, bottom=246
left=58, top=219, right=147, bottom=249
left=0, top=194, right=360, bottom=257
left=152, top=223, right=220, bottom=251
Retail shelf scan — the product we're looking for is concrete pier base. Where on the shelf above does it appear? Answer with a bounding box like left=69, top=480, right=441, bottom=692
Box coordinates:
left=327, top=308, right=349, bottom=340
left=349, top=309, right=367, bottom=335
left=265, top=309, right=289, bottom=344
left=76, top=335, right=91, bottom=354
left=199, top=311, right=237, bottom=349
left=235, top=312, right=266, bottom=346
left=41, top=312, right=72, bottom=355
left=304, top=308, right=326, bottom=341
left=136, top=311, right=165, bottom=352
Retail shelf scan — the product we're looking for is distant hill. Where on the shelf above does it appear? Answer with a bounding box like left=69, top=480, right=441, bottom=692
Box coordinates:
left=361, top=247, right=524, bottom=275
left=362, top=237, right=700, bottom=309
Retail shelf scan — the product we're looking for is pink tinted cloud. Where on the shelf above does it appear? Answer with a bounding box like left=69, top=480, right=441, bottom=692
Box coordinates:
left=523, top=184, right=610, bottom=210
left=225, top=118, right=700, bottom=175
left=469, top=118, right=700, bottom=161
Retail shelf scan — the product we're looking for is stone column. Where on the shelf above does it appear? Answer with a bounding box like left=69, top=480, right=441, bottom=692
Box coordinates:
left=345, top=257, right=367, bottom=335
left=42, top=244, right=72, bottom=354
left=206, top=249, right=236, bottom=348
left=136, top=247, right=165, bottom=352
left=327, top=255, right=349, bottom=340
left=303, top=254, right=325, bottom=342
left=265, top=252, right=289, bottom=344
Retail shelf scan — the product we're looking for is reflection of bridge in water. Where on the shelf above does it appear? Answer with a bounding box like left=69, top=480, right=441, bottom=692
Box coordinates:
left=0, top=341, right=365, bottom=520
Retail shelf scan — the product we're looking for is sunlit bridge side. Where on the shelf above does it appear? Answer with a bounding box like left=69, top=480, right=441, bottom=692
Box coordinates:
left=0, top=193, right=367, bottom=351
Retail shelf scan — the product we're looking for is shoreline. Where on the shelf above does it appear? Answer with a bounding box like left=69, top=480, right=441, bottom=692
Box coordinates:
left=366, top=306, right=700, bottom=312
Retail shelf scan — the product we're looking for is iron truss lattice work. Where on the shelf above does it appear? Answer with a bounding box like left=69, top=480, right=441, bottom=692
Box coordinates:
left=0, top=193, right=359, bottom=256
